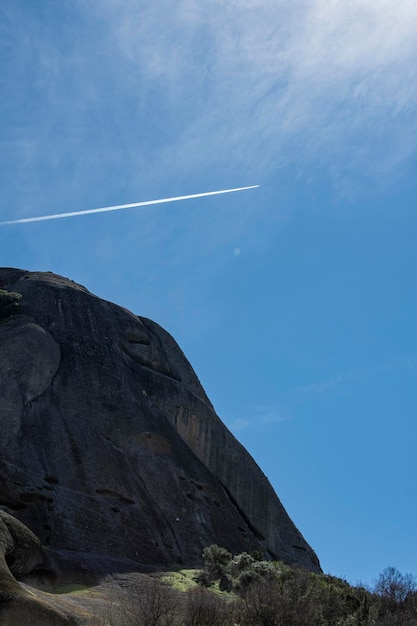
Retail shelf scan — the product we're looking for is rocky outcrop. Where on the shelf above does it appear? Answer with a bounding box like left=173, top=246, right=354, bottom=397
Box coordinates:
left=0, top=510, right=42, bottom=578
left=0, top=511, right=76, bottom=626
left=0, top=268, right=320, bottom=580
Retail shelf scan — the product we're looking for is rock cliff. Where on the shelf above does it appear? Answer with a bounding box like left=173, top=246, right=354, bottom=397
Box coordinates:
left=0, top=268, right=320, bottom=581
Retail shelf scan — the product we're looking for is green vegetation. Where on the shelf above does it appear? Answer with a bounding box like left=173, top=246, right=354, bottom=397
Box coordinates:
left=161, top=569, right=200, bottom=592
left=189, top=546, right=417, bottom=626
left=52, top=583, right=92, bottom=595
left=43, top=556, right=417, bottom=625
left=0, top=288, right=22, bottom=319
left=201, top=544, right=232, bottom=581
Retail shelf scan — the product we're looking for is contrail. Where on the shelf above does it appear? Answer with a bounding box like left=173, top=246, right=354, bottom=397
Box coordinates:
left=0, top=185, right=259, bottom=225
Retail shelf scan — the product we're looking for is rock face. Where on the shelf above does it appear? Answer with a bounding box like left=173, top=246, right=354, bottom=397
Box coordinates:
left=0, top=268, right=320, bottom=578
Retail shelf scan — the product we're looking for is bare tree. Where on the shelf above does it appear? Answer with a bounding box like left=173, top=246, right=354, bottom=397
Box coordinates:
left=373, top=567, right=416, bottom=605
left=182, top=586, right=236, bottom=626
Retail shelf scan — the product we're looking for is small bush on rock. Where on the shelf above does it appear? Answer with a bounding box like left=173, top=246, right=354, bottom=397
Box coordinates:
left=0, top=289, right=22, bottom=319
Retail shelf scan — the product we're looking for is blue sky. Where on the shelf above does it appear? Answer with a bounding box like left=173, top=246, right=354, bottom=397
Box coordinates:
left=1, top=1, right=416, bottom=585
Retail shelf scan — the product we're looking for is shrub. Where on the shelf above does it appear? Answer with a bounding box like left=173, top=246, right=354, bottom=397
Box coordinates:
left=234, top=560, right=279, bottom=594
left=230, top=552, right=255, bottom=577
left=0, top=289, right=22, bottom=319
left=201, top=544, right=232, bottom=581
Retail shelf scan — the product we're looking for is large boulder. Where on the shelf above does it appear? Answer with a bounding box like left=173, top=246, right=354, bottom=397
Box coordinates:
left=0, top=509, right=43, bottom=578
left=0, top=268, right=320, bottom=576
left=0, top=511, right=78, bottom=626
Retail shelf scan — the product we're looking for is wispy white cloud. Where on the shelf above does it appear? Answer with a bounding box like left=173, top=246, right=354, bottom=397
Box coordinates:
left=229, top=404, right=287, bottom=431
left=296, top=355, right=417, bottom=399
left=301, top=375, right=344, bottom=395
left=99, top=0, right=417, bottom=185
left=4, top=0, right=417, bottom=228
left=228, top=355, right=416, bottom=433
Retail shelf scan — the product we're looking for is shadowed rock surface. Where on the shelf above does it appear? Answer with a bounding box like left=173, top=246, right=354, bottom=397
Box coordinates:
left=0, top=268, right=320, bottom=587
